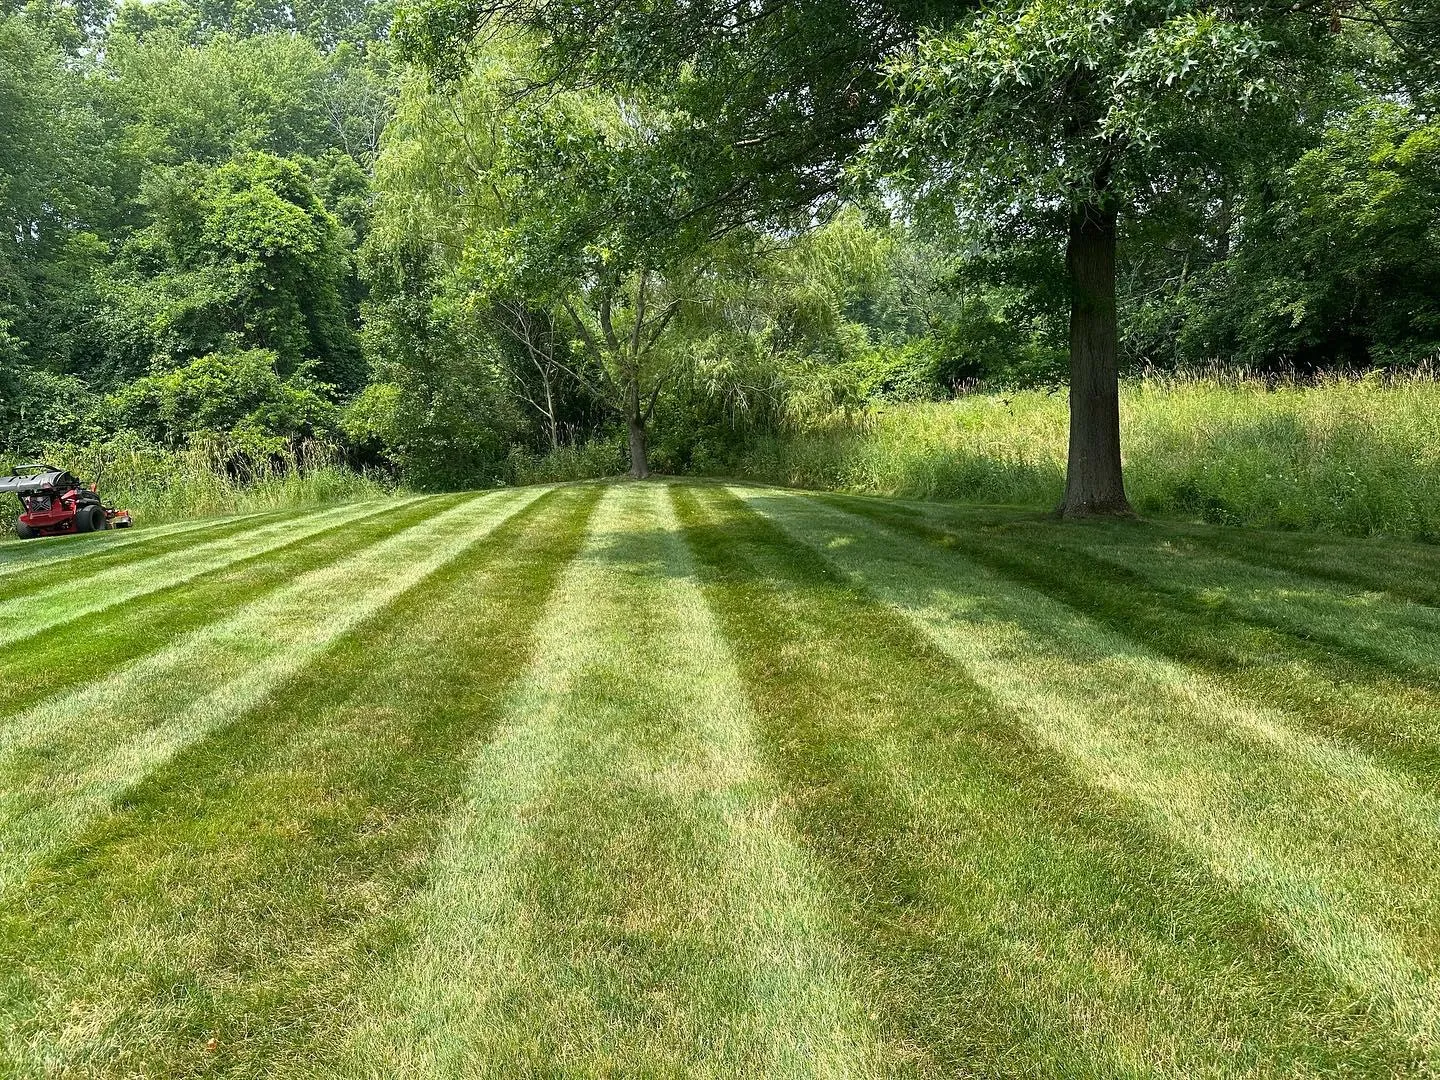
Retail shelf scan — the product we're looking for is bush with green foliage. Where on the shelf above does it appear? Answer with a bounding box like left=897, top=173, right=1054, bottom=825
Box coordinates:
left=506, top=438, right=627, bottom=485
left=353, top=245, right=525, bottom=489
left=0, top=367, right=103, bottom=447
left=1179, top=103, right=1440, bottom=371
left=98, top=153, right=364, bottom=390
left=105, top=348, right=338, bottom=455
left=0, top=7, right=389, bottom=512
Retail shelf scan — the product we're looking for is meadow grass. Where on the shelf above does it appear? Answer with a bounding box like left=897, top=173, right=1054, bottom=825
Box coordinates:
left=719, top=373, right=1440, bottom=540
left=1, top=478, right=1439, bottom=1076
left=0, top=440, right=392, bottom=535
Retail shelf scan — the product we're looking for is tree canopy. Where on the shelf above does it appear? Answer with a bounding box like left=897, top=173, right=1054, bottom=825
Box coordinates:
left=0, top=0, right=1435, bottom=498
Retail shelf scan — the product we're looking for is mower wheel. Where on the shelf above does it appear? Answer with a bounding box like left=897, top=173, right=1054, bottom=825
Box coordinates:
left=14, top=518, right=35, bottom=540
left=76, top=505, right=104, bottom=533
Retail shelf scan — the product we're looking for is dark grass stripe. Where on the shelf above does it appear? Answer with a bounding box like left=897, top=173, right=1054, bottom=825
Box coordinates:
left=0, top=496, right=460, bottom=723
left=1058, top=544, right=1440, bottom=687
left=0, top=485, right=601, bottom=1079
left=0, top=501, right=405, bottom=650
left=875, top=495, right=1440, bottom=683
left=822, top=493, right=1440, bottom=781
left=854, top=490, right=1440, bottom=610
left=0, top=509, right=308, bottom=594
left=673, top=483, right=1412, bottom=1078
left=1185, top=525, right=1440, bottom=609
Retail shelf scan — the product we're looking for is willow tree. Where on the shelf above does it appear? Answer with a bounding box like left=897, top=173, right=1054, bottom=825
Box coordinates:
left=369, top=41, right=716, bottom=476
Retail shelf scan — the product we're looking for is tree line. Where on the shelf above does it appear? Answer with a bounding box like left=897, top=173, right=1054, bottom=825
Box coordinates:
left=1, top=0, right=1436, bottom=509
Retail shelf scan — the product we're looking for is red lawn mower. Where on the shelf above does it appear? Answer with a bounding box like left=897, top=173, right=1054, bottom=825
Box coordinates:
left=0, top=464, right=133, bottom=539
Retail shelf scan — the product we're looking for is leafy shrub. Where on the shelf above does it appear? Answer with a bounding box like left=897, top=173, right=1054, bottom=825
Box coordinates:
left=97, top=152, right=363, bottom=389
left=105, top=348, right=338, bottom=455
left=507, top=438, right=626, bottom=484
left=0, top=365, right=104, bottom=450
left=352, top=364, right=518, bottom=490
left=1178, top=103, right=1440, bottom=371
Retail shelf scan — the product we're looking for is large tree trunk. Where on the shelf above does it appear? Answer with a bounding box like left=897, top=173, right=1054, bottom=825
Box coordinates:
left=1060, top=201, right=1133, bottom=518
left=626, top=380, right=650, bottom=479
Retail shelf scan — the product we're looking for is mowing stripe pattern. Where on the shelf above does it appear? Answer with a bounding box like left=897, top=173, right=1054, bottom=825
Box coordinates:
left=0, top=491, right=535, bottom=894
left=337, top=484, right=881, bottom=1079
left=1, top=480, right=1438, bottom=1077
left=0, top=498, right=426, bottom=646
left=0, top=509, right=282, bottom=579
left=0, top=486, right=595, bottom=1075
left=736, top=485, right=1440, bottom=1063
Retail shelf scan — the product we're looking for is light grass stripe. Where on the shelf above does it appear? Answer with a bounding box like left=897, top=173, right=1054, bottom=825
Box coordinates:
left=0, top=488, right=545, bottom=895
left=0, top=509, right=283, bottom=575
left=738, top=486, right=1440, bottom=1064
left=0, top=508, right=345, bottom=607
left=338, top=483, right=880, bottom=1080
left=0, top=497, right=426, bottom=647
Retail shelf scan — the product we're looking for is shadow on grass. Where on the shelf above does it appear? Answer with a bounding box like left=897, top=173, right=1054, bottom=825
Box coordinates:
left=672, top=484, right=1411, bottom=1077
left=808, top=491, right=1440, bottom=773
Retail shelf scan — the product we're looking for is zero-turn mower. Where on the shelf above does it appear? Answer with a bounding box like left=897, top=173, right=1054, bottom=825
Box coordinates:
left=0, top=464, right=133, bottom=539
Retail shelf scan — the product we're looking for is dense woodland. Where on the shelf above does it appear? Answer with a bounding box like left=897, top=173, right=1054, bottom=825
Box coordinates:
left=1, top=0, right=1437, bottom=506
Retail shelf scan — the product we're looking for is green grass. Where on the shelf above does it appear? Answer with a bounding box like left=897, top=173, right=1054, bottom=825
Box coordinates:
left=717, top=372, right=1440, bottom=540
left=1, top=479, right=1439, bottom=1075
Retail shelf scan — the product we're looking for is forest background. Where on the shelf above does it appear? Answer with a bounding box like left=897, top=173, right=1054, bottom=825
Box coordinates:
left=2, top=0, right=1438, bottom=536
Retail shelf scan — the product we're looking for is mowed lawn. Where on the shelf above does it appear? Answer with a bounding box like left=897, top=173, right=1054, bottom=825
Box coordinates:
left=2, top=481, right=1440, bottom=1077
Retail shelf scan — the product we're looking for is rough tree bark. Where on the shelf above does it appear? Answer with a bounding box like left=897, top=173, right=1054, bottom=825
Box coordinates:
left=1059, top=200, right=1133, bottom=517
left=626, top=378, right=649, bottom=478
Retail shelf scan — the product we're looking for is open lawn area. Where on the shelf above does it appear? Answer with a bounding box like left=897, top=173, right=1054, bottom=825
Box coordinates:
left=2, top=479, right=1439, bottom=1077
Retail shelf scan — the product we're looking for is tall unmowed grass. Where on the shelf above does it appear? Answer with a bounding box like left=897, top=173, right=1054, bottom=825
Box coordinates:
left=0, top=438, right=392, bottom=534
left=717, top=373, right=1440, bottom=541
left=507, top=439, right=627, bottom=485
